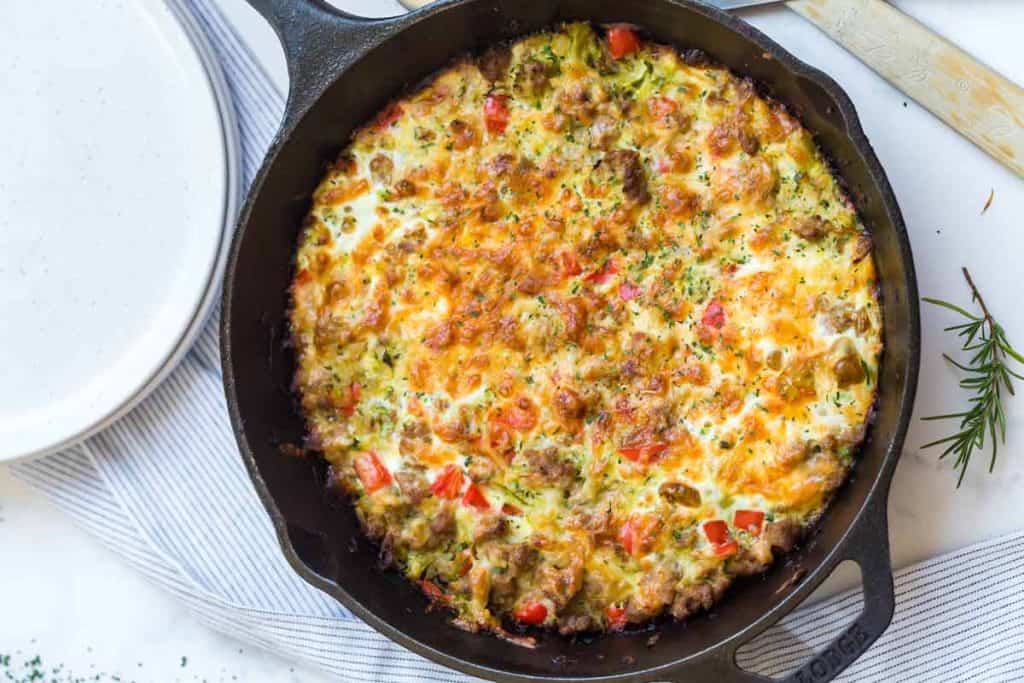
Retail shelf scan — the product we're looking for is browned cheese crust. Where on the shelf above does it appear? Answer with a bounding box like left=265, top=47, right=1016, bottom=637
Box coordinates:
left=289, top=23, right=881, bottom=636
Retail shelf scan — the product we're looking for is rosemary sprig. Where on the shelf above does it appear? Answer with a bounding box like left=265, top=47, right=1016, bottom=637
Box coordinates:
left=921, top=268, right=1024, bottom=487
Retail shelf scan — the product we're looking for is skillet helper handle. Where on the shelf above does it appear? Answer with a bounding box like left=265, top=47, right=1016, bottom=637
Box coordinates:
left=244, top=0, right=391, bottom=130
left=671, top=495, right=895, bottom=683
left=787, top=0, right=1024, bottom=178
left=779, top=498, right=895, bottom=683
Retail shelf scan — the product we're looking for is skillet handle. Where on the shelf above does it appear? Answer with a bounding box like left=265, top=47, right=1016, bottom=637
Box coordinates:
left=244, top=0, right=399, bottom=130
left=779, top=500, right=896, bottom=682
left=665, top=493, right=895, bottom=683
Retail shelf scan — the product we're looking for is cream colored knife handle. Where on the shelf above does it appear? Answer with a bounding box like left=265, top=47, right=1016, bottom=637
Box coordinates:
left=787, top=0, right=1024, bottom=177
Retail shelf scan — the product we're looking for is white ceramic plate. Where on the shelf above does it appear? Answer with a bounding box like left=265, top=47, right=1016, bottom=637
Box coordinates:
left=0, top=0, right=240, bottom=462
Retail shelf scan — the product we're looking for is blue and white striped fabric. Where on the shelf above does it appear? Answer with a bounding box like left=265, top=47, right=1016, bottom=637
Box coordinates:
left=12, top=1, right=1024, bottom=681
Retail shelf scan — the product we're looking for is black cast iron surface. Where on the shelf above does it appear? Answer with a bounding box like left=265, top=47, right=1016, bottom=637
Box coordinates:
left=220, top=1, right=920, bottom=680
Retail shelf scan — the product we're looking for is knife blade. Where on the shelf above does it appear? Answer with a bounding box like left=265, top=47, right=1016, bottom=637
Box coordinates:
left=398, top=0, right=784, bottom=7
left=703, top=0, right=785, bottom=8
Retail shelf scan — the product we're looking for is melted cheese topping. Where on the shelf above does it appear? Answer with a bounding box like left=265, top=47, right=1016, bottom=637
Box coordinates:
left=290, top=24, right=881, bottom=636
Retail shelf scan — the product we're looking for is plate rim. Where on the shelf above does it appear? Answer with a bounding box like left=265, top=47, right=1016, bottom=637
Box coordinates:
left=2, top=0, right=243, bottom=464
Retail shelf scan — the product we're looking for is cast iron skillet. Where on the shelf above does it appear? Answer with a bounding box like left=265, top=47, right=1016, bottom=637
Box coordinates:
left=221, top=1, right=920, bottom=680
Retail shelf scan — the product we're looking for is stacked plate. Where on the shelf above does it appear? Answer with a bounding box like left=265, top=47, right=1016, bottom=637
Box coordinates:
left=0, top=0, right=241, bottom=462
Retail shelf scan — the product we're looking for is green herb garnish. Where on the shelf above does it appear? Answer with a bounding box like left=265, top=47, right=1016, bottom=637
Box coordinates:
left=922, top=268, right=1024, bottom=486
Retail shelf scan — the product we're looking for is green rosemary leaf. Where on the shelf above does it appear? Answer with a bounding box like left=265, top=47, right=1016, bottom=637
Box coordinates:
left=998, top=334, right=1024, bottom=364
left=922, top=297, right=979, bottom=320
left=920, top=433, right=964, bottom=448
left=921, top=412, right=969, bottom=421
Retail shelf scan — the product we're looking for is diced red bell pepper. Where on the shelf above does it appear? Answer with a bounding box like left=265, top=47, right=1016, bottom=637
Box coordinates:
left=703, top=519, right=738, bottom=556
left=702, top=301, right=726, bottom=329
left=618, top=514, right=659, bottom=557
left=462, top=483, right=490, bottom=510
left=605, top=605, right=628, bottom=631
left=484, top=94, right=510, bottom=135
left=353, top=451, right=392, bottom=494
left=341, top=382, right=362, bottom=417
left=585, top=258, right=618, bottom=285
left=703, top=519, right=730, bottom=544
left=513, top=601, right=548, bottom=625
left=713, top=540, right=738, bottom=556
left=430, top=464, right=465, bottom=499
left=607, top=25, right=641, bottom=59
left=733, top=509, right=765, bottom=535
left=618, top=519, right=637, bottom=556
left=619, top=282, right=643, bottom=301
left=419, top=579, right=446, bottom=602
left=501, top=502, right=522, bottom=516
left=618, top=442, right=669, bottom=464
left=714, top=540, right=738, bottom=556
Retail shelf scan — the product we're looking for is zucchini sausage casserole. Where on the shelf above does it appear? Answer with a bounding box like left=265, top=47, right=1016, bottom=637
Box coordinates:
left=290, top=23, right=881, bottom=639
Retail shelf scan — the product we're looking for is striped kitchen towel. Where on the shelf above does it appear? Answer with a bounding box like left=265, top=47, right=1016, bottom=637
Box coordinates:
left=11, top=0, right=1024, bottom=681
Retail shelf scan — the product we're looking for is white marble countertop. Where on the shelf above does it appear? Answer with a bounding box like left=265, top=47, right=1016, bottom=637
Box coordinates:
left=2, top=0, right=1022, bottom=680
